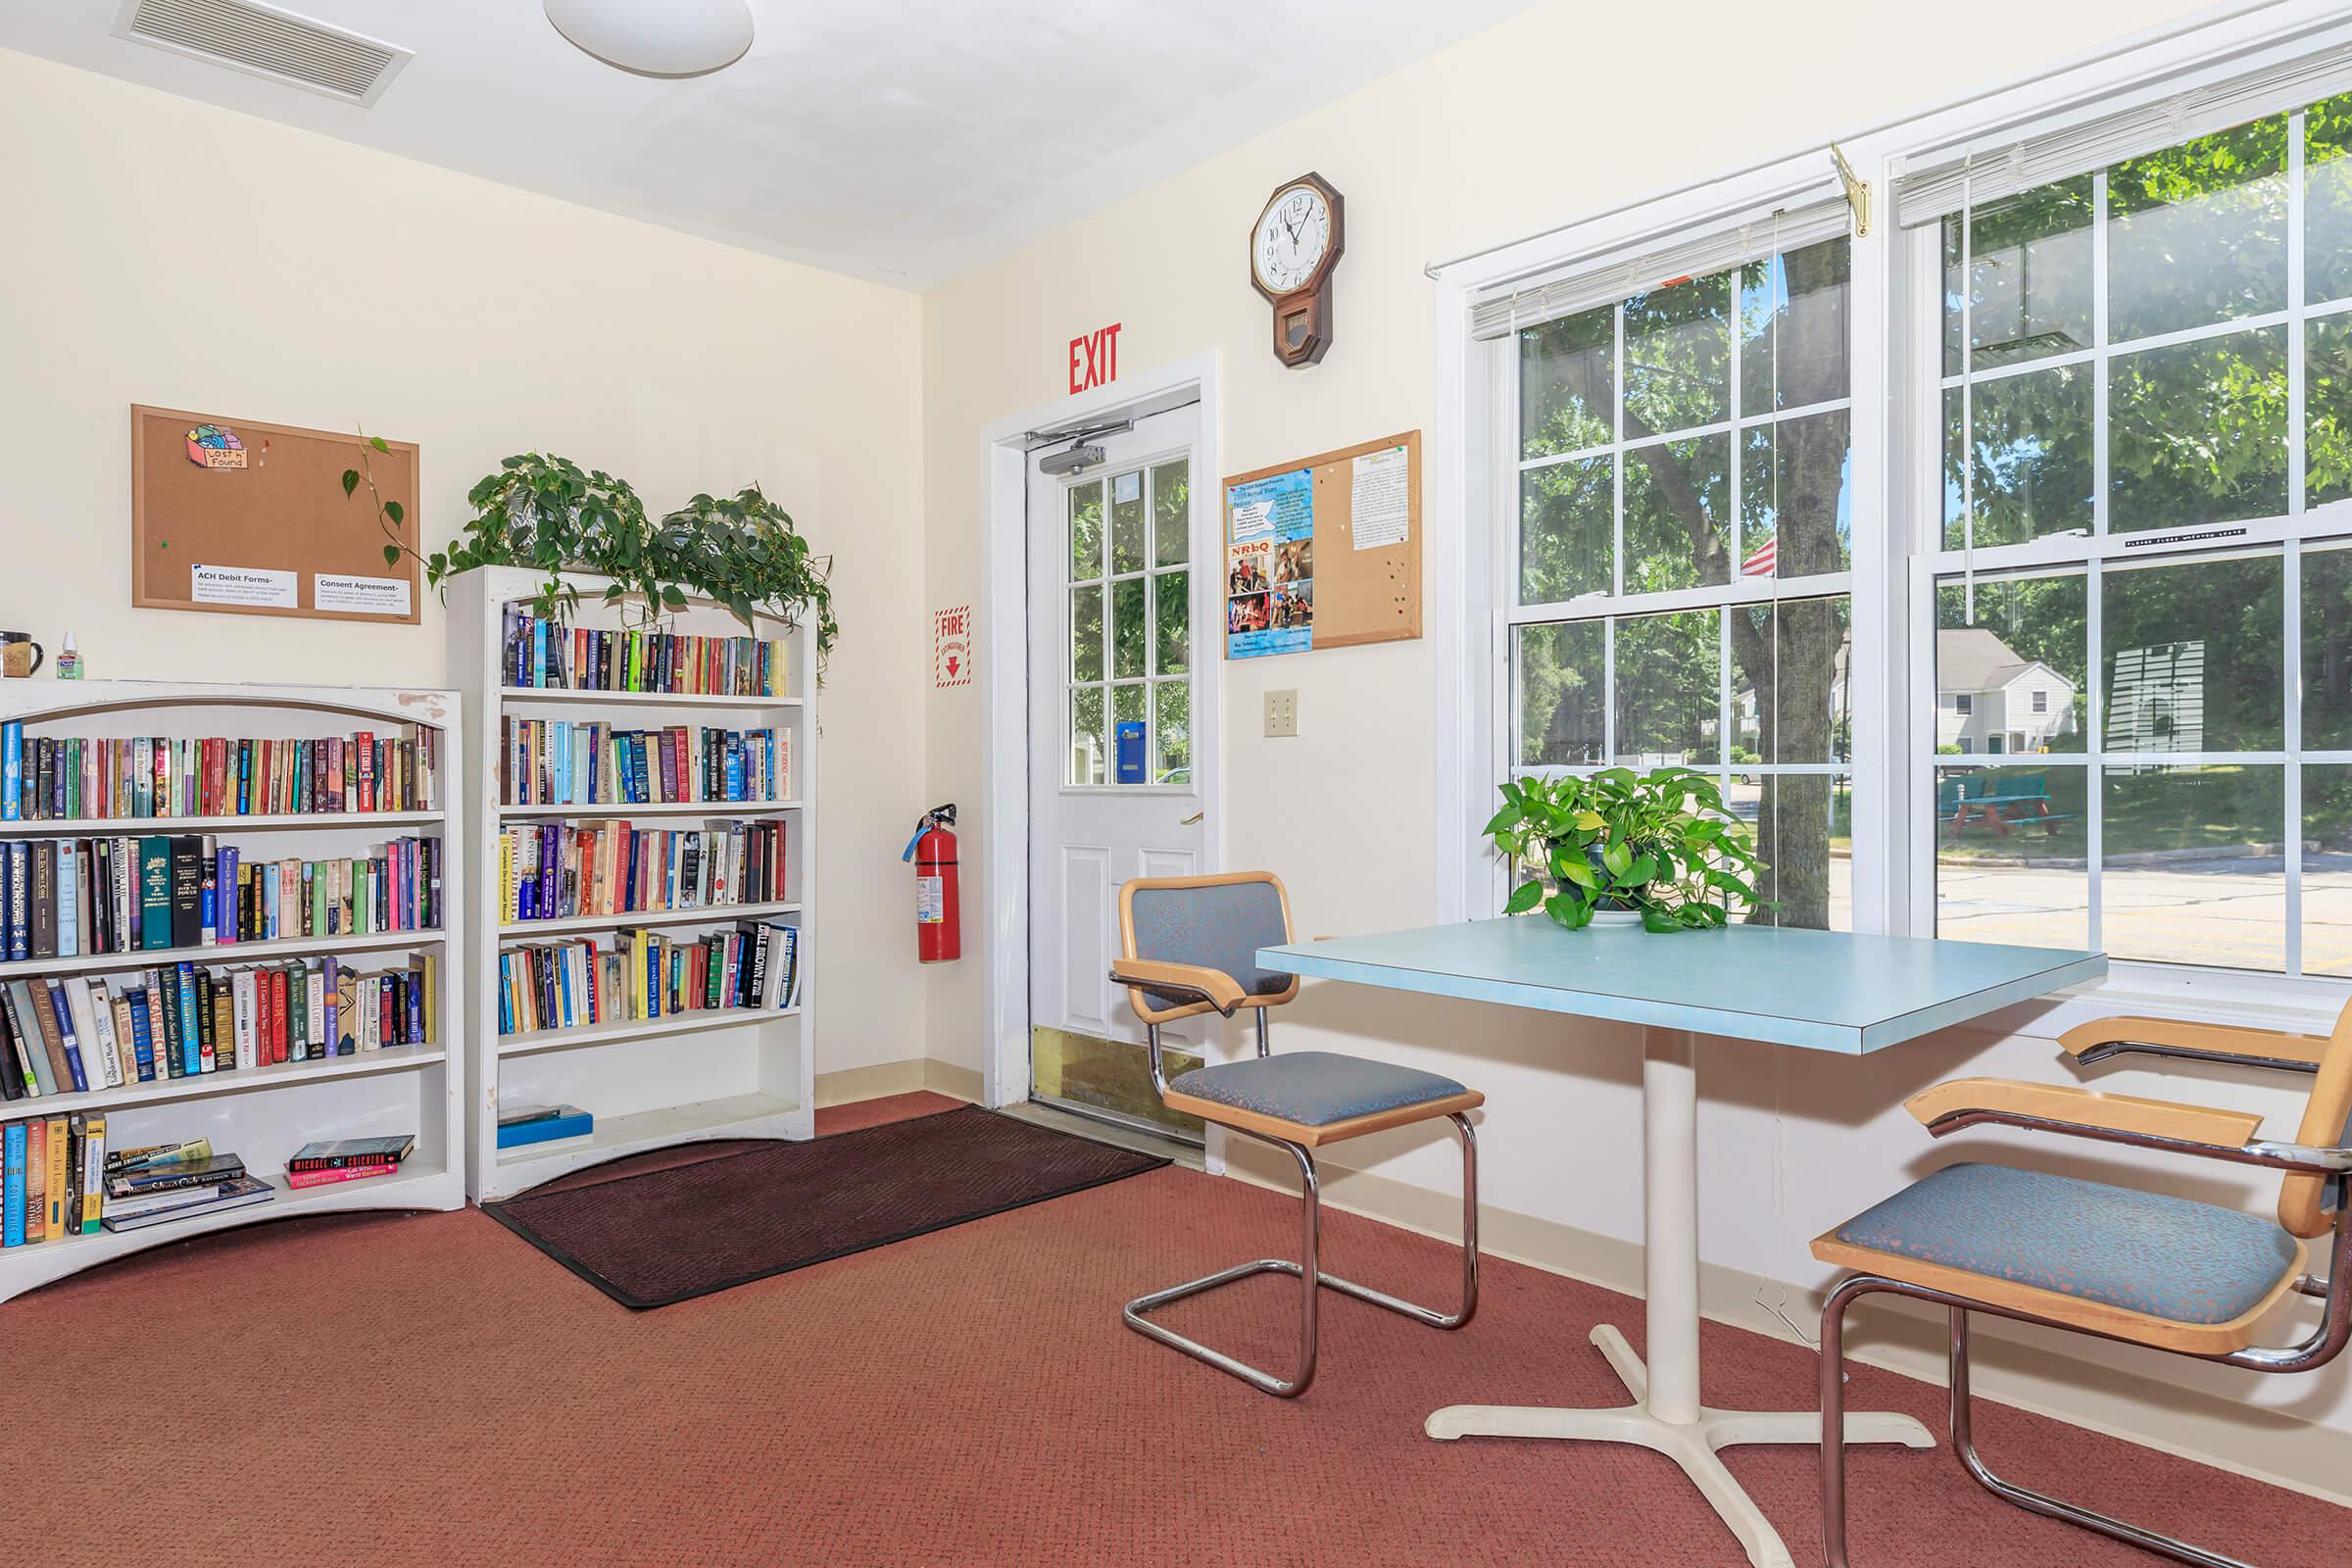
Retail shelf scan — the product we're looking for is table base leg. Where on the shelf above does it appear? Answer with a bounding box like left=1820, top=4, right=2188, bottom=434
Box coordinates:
left=1426, top=1325, right=1934, bottom=1568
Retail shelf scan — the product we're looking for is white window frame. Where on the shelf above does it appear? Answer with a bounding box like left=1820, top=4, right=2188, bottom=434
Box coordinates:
left=1434, top=0, right=2352, bottom=1029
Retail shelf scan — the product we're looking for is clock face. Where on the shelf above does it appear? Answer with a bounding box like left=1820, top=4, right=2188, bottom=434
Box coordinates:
left=1253, top=184, right=1333, bottom=295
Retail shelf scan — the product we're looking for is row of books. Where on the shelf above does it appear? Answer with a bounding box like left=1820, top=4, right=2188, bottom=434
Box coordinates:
left=504, top=607, right=789, bottom=697
left=500, top=819, right=787, bottom=925
left=2, top=834, right=441, bottom=962
left=499, top=719, right=790, bottom=808
left=498, top=920, right=800, bottom=1036
left=1, top=723, right=439, bottom=823
left=0, top=1131, right=417, bottom=1247
left=0, top=953, right=439, bottom=1101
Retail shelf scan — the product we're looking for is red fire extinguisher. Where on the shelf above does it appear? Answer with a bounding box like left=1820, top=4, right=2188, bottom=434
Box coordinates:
left=904, top=804, right=961, bottom=962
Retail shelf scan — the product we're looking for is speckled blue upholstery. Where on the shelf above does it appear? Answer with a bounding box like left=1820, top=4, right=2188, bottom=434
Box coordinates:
left=1834, top=1162, right=2300, bottom=1324
left=1167, top=1051, right=1469, bottom=1128
left=1128, top=880, right=1293, bottom=1010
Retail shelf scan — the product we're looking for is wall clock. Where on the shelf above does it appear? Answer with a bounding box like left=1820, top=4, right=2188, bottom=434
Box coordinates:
left=1250, top=172, right=1344, bottom=368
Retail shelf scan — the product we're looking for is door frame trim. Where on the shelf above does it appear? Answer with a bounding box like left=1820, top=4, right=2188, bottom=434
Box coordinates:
left=977, top=350, right=1224, bottom=1109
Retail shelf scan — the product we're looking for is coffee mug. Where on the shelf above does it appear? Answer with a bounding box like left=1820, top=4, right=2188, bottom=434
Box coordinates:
left=1, top=632, right=43, bottom=679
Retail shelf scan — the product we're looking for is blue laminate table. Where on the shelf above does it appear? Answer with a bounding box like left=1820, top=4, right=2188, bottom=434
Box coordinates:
left=1259, top=918, right=2105, bottom=1568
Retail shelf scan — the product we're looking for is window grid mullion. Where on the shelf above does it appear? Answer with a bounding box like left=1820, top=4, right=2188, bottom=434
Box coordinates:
left=2287, top=541, right=2306, bottom=975
left=2091, top=168, right=2111, bottom=540
left=1612, top=301, right=1626, bottom=598
left=2085, top=550, right=2104, bottom=954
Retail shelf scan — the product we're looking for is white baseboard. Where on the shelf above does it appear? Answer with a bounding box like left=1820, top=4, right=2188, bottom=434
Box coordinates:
left=1222, top=1140, right=2352, bottom=1508
left=813, top=1056, right=984, bottom=1108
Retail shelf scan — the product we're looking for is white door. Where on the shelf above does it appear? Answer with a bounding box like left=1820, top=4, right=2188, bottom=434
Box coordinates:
left=1027, top=404, right=1209, bottom=1123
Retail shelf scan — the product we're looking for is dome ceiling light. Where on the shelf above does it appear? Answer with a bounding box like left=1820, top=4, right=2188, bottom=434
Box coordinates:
left=544, top=0, right=754, bottom=78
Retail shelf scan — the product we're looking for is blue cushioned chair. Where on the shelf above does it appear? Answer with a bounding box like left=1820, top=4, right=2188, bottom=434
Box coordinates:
left=1814, top=1004, right=2352, bottom=1568
left=1107, top=871, right=1482, bottom=1398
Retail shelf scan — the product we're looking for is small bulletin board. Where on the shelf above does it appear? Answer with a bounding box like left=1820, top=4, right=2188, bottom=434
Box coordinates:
left=130, top=405, right=422, bottom=624
left=1223, top=429, right=1420, bottom=660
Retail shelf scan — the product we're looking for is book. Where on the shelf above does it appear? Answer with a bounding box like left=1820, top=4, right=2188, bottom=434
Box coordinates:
left=3, top=1121, right=24, bottom=1248
left=283, top=1161, right=398, bottom=1190
left=106, top=1137, right=214, bottom=1174
left=286, top=1134, right=414, bottom=1172
left=495, top=1105, right=593, bottom=1150
left=103, top=1152, right=245, bottom=1199
left=76, top=1112, right=104, bottom=1233
left=100, top=1175, right=273, bottom=1232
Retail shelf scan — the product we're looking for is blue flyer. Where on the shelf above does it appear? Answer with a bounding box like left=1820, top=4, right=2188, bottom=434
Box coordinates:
left=1226, top=467, right=1315, bottom=659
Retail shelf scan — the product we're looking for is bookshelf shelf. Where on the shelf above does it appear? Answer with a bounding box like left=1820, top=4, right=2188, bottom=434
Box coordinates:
left=453, top=567, right=816, bottom=1202
left=500, top=687, right=803, bottom=710
left=499, top=900, right=800, bottom=940
left=0, top=809, right=447, bottom=838
left=1, top=926, right=445, bottom=984
left=496, top=799, right=802, bottom=820
left=0, top=679, right=466, bottom=1303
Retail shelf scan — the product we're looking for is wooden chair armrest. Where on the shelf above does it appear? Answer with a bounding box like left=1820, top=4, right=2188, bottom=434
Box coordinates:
left=1907, top=1076, right=2266, bottom=1149
left=1108, top=957, right=1247, bottom=1014
left=2058, top=1014, right=2331, bottom=1073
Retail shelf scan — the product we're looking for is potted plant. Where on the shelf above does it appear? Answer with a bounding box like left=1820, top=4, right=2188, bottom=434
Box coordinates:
left=1483, top=766, right=1766, bottom=932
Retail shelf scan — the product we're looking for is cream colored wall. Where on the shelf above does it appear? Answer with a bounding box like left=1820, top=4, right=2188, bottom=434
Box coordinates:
left=0, top=48, right=929, bottom=1075
left=919, top=0, right=2352, bottom=1464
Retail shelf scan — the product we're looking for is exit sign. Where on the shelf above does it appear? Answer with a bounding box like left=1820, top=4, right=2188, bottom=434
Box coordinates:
left=1069, top=322, right=1122, bottom=395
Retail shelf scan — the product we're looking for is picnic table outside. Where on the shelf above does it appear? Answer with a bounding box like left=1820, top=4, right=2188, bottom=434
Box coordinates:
left=1937, top=769, right=2079, bottom=838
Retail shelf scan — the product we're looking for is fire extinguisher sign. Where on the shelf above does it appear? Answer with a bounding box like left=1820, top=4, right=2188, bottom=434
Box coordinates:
left=934, top=606, right=973, bottom=689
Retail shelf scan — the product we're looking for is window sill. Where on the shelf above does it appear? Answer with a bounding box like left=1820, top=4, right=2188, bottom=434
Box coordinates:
left=1959, top=960, right=2347, bottom=1046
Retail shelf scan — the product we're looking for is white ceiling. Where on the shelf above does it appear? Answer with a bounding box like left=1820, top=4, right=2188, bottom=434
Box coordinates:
left=0, top=1, right=1541, bottom=289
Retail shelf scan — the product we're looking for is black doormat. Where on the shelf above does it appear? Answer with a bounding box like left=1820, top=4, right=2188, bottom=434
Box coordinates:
left=483, top=1105, right=1169, bottom=1308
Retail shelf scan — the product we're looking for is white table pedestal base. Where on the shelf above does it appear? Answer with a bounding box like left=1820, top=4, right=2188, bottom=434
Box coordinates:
left=1425, top=1027, right=1933, bottom=1567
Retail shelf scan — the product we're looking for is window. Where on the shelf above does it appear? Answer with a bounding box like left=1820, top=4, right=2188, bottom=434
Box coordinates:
left=1065, top=461, right=1192, bottom=786
left=1509, top=233, right=1856, bottom=929
left=1954, top=693, right=1973, bottom=714
left=1925, top=90, right=2352, bottom=974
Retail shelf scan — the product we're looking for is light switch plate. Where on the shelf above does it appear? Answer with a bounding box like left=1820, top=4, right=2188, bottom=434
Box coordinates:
left=1264, top=689, right=1298, bottom=737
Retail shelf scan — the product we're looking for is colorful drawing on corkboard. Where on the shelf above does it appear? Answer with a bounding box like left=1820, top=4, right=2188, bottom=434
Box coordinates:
left=184, top=423, right=247, bottom=468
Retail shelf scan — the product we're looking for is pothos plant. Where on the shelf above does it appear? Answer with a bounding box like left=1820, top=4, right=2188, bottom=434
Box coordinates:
left=343, top=444, right=838, bottom=674
left=1484, top=766, right=1766, bottom=932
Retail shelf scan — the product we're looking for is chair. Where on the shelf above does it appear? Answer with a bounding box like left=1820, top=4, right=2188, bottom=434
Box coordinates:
left=1107, top=871, right=1482, bottom=1398
left=1813, top=1004, right=2352, bottom=1567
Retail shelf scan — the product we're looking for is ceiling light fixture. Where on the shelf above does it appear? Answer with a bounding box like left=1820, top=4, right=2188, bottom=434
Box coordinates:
left=544, top=0, right=754, bottom=78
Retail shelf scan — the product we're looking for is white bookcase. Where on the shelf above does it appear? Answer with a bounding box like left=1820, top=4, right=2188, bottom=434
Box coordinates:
left=0, top=679, right=465, bottom=1302
left=448, top=568, right=817, bottom=1201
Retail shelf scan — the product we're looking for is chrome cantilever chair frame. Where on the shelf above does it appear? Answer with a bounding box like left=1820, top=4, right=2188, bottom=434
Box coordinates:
left=1819, top=1102, right=2352, bottom=1568
left=1112, top=971, right=1479, bottom=1399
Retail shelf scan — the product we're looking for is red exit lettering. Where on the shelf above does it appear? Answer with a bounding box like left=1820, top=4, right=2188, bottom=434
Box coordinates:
left=1068, top=322, right=1122, bottom=395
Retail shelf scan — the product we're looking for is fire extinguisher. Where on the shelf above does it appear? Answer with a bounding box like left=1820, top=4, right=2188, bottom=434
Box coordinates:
left=904, top=804, right=961, bottom=962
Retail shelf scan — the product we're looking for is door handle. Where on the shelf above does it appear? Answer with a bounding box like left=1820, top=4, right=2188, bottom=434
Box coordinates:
left=1179, top=810, right=1203, bottom=825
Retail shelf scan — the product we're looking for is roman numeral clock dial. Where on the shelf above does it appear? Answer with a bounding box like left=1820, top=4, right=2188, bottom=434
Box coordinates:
left=1250, top=172, right=1344, bottom=368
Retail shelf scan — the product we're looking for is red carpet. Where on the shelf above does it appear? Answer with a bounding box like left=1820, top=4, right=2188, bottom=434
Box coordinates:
left=8, top=1089, right=2344, bottom=1566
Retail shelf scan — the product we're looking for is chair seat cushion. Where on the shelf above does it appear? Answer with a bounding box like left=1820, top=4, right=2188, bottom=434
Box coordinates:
left=1166, top=1052, right=1470, bottom=1128
left=1831, top=1162, right=2300, bottom=1325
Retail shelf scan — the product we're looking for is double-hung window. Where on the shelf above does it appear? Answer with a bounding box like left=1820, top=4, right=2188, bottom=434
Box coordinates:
left=1906, top=78, right=2352, bottom=976
left=1494, top=198, right=1859, bottom=931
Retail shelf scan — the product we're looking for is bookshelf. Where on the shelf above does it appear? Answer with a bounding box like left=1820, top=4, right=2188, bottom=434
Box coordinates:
left=0, top=679, right=465, bottom=1302
left=449, top=568, right=816, bottom=1201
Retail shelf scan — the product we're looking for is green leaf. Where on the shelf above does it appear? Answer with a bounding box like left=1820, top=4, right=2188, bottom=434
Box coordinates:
left=382, top=544, right=400, bottom=566
left=384, top=500, right=405, bottom=525
left=369, top=435, right=389, bottom=453
left=661, top=585, right=689, bottom=610
left=1602, top=841, right=1632, bottom=878
left=1504, top=879, right=1544, bottom=915
left=1556, top=858, right=1596, bottom=889
left=341, top=470, right=360, bottom=497
left=1482, top=804, right=1525, bottom=835
left=1642, top=907, right=1682, bottom=933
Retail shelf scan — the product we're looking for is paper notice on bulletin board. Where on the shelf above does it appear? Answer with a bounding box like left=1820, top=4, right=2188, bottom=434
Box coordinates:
left=1225, top=467, right=1314, bottom=659
left=1350, top=445, right=1410, bottom=549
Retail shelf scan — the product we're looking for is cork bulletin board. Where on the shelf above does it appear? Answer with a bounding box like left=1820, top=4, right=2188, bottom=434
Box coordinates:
left=130, top=405, right=421, bottom=624
left=1223, top=429, right=1420, bottom=659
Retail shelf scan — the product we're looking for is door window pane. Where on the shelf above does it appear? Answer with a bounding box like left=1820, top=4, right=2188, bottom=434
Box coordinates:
left=1520, top=456, right=1612, bottom=604
left=1153, top=680, right=1191, bottom=783
left=1068, top=480, right=1103, bottom=580
left=1944, top=177, right=2095, bottom=372
left=2107, top=328, right=2287, bottom=531
left=1622, top=435, right=1729, bottom=593
left=1942, top=365, right=2094, bottom=549
left=2304, top=547, right=2352, bottom=750
left=1520, top=305, right=1614, bottom=459
left=1154, top=569, right=1190, bottom=676
left=1110, top=471, right=1147, bottom=574
left=2102, top=763, right=2283, bottom=970
left=1112, top=683, right=1147, bottom=781
left=1109, top=577, right=1149, bottom=679
left=1515, top=620, right=1604, bottom=766
left=1152, top=460, right=1190, bottom=566
left=2103, top=555, right=2283, bottom=753
left=1742, top=408, right=1851, bottom=574
left=1743, top=236, right=1851, bottom=409
left=1613, top=610, right=1720, bottom=766
left=1739, top=596, right=1850, bottom=764
left=1070, top=585, right=1103, bottom=682
left=1934, top=763, right=2090, bottom=950
left=1936, top=573, right=2087, bottom=755
left=1623, top=273, right=1729, bottom=434
left=2107, top=119, right=2288, bottom=342
left=1069, top=688, right=1104, bottom=786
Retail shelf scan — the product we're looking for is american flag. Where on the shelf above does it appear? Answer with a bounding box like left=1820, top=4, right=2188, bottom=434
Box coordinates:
left=1740, top=536, right=1778, bottom=577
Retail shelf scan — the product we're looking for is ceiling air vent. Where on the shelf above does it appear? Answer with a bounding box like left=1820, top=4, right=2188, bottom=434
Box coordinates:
left=111, top=0, right=413, bottom=107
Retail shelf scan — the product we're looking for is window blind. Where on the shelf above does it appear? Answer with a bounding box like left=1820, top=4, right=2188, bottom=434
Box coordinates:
left=1467, top=185, right=1849, bottom=343
left=1893, top=39, right=2352, bottom=228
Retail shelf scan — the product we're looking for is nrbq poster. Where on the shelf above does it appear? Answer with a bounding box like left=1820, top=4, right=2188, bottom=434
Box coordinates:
left=1224, top=466, right=1314, bottom=659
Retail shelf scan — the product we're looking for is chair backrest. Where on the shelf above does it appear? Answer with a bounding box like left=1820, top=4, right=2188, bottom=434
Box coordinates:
left=2281, top=1000, right=2352, bottom=1237
left=1118, top=871, right=1299, bottom=1024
